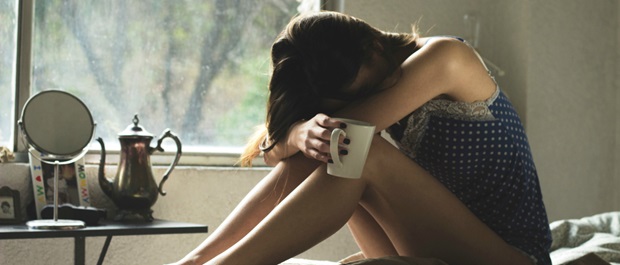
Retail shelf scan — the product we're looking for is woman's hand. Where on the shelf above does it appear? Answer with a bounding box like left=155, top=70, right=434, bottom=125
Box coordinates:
left=288, top=113, right=349, bottom=163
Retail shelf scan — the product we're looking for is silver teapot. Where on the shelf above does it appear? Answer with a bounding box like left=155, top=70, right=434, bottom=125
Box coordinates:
left=96, top=114, right=182, bottom=221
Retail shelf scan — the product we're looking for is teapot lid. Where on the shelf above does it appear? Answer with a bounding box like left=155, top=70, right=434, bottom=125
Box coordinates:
left=119, top=114, right=153, bottom=138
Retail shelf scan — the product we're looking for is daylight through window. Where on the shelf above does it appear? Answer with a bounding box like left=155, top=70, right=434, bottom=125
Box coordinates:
left=24, top=0, right=317, bottom=153
left=0, top=1, right=18, bottom=149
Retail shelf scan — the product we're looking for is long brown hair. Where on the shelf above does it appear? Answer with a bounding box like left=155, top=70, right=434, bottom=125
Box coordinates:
left=240, top=11, right=417, bottom=166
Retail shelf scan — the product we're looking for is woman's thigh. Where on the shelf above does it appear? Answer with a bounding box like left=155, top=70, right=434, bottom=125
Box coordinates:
left=357, top=135, right=532, bottom=265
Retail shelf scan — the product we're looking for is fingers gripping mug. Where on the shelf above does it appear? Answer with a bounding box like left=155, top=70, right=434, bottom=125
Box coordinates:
left=328, top=118, right=376, bottom=179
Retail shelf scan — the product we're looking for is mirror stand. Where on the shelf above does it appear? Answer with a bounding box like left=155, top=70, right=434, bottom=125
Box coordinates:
left=25, top=151, right=87, bottom=230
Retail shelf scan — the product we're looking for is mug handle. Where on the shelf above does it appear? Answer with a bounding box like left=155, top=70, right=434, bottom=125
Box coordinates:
left=330, top=128, right=346, bottom=167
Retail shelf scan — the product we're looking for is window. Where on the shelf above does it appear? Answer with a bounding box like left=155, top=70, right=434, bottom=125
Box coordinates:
left=5, top=0, right=321, bottom=164
left=0, top=1, right=18, bottom=149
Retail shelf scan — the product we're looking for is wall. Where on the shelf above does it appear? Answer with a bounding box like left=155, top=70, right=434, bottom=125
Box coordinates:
left=523, top=0, right=619, bottom=221
left=616, top=0, right=620, bottom=221
left=344, top=0, right=480, bottom=35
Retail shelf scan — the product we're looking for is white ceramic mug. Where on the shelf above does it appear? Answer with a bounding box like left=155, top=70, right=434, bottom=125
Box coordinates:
left=327, top=118, right=376, bottom=179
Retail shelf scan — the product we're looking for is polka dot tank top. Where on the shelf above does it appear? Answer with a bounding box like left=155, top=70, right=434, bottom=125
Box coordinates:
left=387, top=41, right=552, bottom=265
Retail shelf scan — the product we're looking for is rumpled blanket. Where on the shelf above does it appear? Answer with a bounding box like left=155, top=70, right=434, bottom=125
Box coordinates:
left=550, top=211, right=620, bottom=265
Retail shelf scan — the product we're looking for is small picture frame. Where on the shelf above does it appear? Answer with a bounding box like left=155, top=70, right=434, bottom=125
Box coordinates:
left=0, top=186, right=22, bottom=224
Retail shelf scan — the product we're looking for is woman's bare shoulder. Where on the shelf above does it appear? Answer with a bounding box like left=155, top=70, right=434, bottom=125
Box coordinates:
left=409, top=36, right=474, bottom=65
left=402, top=36, right=495, bottom=102
left=399, top=36, right=472, bottom=90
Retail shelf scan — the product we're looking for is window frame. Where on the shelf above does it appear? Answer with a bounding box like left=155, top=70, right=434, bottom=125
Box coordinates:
left=12, top=0, right=33, bottom=162
left=10, top=0, right=343, bottom=166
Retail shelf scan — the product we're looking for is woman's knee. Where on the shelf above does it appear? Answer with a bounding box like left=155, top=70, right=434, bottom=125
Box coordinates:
left=270, top=153, right=323, bottom=191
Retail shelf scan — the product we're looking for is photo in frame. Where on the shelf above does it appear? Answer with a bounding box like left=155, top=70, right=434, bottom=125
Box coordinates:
left=28, top=150, right=91, bottom=219
left=0, top=186, right=22, bottom=224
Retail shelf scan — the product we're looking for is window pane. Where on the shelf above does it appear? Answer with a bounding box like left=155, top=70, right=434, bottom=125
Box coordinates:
left=0, top=1, right=18, bottom=149
left=32, top=0, right=314, bottom=151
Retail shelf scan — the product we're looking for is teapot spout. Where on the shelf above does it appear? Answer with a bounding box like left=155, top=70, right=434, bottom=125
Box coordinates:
left=96, top=137, right=113, bottom=198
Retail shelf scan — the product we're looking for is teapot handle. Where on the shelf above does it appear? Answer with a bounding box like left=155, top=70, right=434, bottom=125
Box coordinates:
left=154, top=129, right=182, bottom=196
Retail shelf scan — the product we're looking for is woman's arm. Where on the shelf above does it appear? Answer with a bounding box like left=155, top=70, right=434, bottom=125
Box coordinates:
left=336, top=37, right=494, bottom=132
left=263, top=114, right=347, bottom=165
left=261, top=122, right=301, bottom=166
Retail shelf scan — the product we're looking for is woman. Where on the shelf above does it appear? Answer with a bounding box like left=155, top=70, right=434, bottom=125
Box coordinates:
left=174, top=11, right=551, bottom=265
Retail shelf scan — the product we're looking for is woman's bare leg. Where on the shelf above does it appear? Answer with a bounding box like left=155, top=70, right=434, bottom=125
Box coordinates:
left=207, top=163, right=368, bottom=264
left=347, top=205, right=398, bottom=258
left=207, top=135, right=533, bottom=265
left=176, top=154, right=320, bottom=264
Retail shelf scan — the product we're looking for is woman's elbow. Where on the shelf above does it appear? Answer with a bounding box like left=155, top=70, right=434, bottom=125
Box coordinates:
left=263, top=152, right=279, bottom=167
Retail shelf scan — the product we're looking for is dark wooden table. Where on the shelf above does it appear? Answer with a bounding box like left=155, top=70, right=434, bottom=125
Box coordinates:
left=0, top=219, right=209, bottom=265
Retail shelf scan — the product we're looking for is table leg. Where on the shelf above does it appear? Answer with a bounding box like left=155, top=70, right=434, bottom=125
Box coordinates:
left=97, top=236, right=113, bottom=265
left=75, top=236, right=85, bottom=265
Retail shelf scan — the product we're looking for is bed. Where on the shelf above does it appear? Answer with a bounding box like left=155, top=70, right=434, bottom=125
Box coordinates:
left=283, top=212, right=620, bottom=265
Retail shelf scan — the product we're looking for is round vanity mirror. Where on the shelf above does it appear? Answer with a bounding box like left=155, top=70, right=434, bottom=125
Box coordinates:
left=21, top=90, right=94, bottom=159
left=19, top=90, right=95, bottom=230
